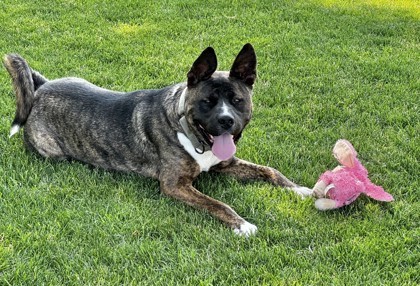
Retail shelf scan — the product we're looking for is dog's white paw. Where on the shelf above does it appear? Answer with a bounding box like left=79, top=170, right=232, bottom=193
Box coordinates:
left=233, top=221, right=258, bottom=237
left=292, top=186, right=314, bottom=198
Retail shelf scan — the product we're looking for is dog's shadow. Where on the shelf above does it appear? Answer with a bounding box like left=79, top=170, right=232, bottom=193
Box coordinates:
left=22, top=149, right=159, bottom=200
left=26, top=148, right=244, bottom=204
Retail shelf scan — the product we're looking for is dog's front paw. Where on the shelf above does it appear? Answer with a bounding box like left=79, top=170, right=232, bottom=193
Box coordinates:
left=292, top=186, right=314, bottom=198
left=233, top=221, right=258, bottom=237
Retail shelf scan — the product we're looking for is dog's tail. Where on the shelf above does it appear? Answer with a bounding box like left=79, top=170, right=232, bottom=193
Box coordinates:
left=3, top=54, right=48, bottom=138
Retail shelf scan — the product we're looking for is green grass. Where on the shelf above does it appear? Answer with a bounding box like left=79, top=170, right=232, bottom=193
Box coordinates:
left=0, top=0, right=419, bottom=285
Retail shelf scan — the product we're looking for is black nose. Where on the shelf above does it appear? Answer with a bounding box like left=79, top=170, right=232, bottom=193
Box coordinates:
left=218, top=115, right=234, bottom=129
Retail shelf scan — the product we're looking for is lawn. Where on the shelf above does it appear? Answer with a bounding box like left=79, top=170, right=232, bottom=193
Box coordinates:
left=0, top=0, right=418, bottom=285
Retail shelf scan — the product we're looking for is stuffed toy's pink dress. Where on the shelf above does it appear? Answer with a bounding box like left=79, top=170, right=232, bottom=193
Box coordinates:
left=313, top=139, right=394, bottom=210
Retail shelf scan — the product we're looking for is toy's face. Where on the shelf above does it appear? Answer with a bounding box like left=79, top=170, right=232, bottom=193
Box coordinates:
left=333, top=140, right=356, bottom=168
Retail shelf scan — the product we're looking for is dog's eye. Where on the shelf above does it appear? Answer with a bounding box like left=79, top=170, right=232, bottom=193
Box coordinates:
left=232, top=97, right=243, bottom=104
left=202, top=95, right=218, bottom=104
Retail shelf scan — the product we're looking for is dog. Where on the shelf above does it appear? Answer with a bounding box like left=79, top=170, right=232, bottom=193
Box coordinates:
left=4, top=44, right=312, bottom=236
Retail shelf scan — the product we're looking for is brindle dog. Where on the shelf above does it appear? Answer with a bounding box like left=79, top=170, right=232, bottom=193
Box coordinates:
left=4, top=44, right=312, bottom=236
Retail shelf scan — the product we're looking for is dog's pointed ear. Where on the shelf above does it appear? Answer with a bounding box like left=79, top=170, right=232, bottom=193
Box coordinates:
left=187, top=47, right=217, bottom=87
left=229, top=43, right=257, bottom=86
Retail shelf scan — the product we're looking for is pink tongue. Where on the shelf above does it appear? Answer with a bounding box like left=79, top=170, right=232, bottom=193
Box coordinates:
left=212, top=133, right=236, bottom=161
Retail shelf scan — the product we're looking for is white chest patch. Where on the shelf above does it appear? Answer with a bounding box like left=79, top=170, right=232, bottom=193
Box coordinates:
left=177, top=132, right=221, bottom=172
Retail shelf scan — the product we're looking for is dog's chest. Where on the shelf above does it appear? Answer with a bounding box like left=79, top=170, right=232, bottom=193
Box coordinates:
left=177, top=133, right=221, bottom=172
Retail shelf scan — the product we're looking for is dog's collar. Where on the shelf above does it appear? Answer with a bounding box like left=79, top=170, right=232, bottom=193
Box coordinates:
left=178, top=88, right=210, bottom=153
left=178, top=87, right=187, bottom=116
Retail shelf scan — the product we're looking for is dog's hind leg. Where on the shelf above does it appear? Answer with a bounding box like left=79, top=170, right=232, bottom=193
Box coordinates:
left=23, top=122, right=67, bottom=160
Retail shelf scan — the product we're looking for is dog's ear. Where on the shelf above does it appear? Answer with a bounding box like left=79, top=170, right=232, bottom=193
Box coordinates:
left=187, top=47, right=217, bottom=87
left=229, top=43, right=257, bottom=86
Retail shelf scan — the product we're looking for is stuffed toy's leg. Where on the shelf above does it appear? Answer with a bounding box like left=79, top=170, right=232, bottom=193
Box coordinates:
left=315, top=198, right=338, bottom=210
left=315, top=184, right=361, bottom=210
left=315, top=197, right=357, bottom=210
left=314, top=183, right=340, bottom=210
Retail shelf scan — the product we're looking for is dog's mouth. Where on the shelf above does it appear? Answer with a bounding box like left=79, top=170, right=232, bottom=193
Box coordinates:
left=195, top=122, right=241, bottom=161
left=196, top=123, right=241, bottom=145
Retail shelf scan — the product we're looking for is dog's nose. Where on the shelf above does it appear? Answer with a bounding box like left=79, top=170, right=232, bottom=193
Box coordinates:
left=218, top=115, right=234, bottom=129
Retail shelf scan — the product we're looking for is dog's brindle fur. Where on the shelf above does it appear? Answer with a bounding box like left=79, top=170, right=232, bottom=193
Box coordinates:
left=4, top=44, right=311, bottom=236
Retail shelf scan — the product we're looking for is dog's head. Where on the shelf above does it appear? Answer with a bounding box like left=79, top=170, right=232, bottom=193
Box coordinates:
left=182, top=44, right=256, bottom=159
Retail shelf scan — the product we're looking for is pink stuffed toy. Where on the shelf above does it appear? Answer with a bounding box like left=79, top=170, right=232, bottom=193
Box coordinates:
left=313, top=139, right=394, bottom=210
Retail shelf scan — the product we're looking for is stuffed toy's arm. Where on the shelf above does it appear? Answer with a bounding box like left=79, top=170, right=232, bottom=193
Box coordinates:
left=313, top=180, right=327, bottom=198
left=313, top=170, right=335, bottom=198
